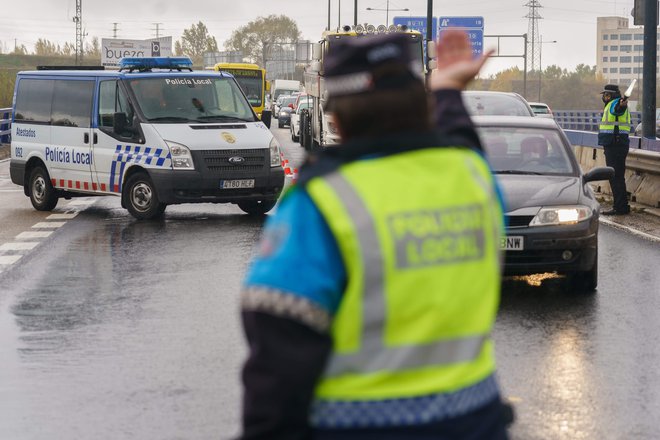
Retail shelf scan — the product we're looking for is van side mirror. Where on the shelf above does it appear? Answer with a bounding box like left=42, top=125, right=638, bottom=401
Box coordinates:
left=113, top=112, right=135, bottom=137
left=261, top=109, right=272, bottom=129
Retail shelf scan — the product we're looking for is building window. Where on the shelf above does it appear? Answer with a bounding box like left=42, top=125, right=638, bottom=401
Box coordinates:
left=610, top=46, right=619, bottom=51
left=633, top=67, right=641, bottom=74
left=634, top=56, right=643, bottom=63
left=610, top=68, right=618, bottom=73
left=620, top=34, right=632, bottom=40
left=610, top=57, right=618, bottom=62
left=610, top=34, right=619, bottom=40
left=604, top=34, right=609, bottom=40
left=634, top=34, right=644, bottom=40
left=620, top=68, right=631, bottom=74
left=603, top=68, right=608, bottom=73
left=620, top=56, right=631, bottom=63
left=620, top=45, right=632, bottom=52
left=634, top=44, right=643, bottom=51
left=603, top=57, right=608, bottom=62
left=603, top=45, right=608, bottom=51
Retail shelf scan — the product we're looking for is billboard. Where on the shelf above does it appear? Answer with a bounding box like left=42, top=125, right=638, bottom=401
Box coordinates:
left=101, top=36, right=173, bottom=68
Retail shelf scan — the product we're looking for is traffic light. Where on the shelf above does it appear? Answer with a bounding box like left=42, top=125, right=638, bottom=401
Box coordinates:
left=633, top=0, right=659, bottom=26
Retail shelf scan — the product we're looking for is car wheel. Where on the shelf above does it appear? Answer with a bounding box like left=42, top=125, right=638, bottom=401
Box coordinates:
left=123, top=172, right=166, bottom=220
left=28, top=165, right=58, bottom=211
left=237, top=199, right=277, bottom=216
left=566, top=256, right=597, bottom=293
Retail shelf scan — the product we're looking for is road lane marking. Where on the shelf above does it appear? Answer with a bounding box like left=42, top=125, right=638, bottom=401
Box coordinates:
left=16, top=231, right=53, bottom=239
left=0, top=255, right=22, bottom=265
left=32, top=222, right=66, bottom=229
left=47, top=213, right=79, bottom=220
left=599, top=217, right=660, bottom=242
left=0, top=242, right=39, bottom=251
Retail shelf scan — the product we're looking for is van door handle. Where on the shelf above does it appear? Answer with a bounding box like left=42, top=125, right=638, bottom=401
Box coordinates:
left=84, top=133, right=89, bottom=143
left=93, top=133, right=98, bottom=144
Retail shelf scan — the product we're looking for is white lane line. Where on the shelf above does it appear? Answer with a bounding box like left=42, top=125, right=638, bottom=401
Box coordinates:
left=47, top=213, right=78, bottom=220
left=0, top=242, right=39, bottom=251
left=16, top=231, right=53, bottom=239
left=0, top=255, right=22, bottom=265
left=599, top=217, right=660, bottom=242
left=32, top=222, right=66, bottom=229
left=67, top=199, right=96, bottom=206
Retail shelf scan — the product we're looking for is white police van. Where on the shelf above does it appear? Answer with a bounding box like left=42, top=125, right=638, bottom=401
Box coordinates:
left=9, top=57, right=285, bottom=219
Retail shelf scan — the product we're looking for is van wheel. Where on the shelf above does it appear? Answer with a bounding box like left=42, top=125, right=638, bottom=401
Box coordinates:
left=28, top=166, right=58, bottom=211
left=237, top=199, right=277, bottom=216
left=123, top=172, right=166, bottom=220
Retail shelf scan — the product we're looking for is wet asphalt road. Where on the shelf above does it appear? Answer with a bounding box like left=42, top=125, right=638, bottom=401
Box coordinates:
left=1, top=127, right=659, bottom=439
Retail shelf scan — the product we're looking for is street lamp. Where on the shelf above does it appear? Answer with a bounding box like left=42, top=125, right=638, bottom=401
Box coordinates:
left=366, top=0, right=409, bottom=25
left=538, top=36, right=557, bottom=102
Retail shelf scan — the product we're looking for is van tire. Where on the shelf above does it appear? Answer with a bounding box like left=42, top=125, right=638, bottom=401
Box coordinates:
left=237, top=199, right=277, bottom=216
left=123, top=172, right=166, bottom=220
left=28, top=166, right=59, bottom=211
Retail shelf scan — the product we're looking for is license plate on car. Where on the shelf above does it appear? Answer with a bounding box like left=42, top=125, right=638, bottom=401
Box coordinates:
left=501, top=236, right=524, bottom=251
left=221, top=179, right=255, bottom=189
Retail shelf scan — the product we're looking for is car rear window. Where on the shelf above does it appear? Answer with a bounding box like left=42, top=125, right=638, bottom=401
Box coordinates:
left=531, top=105, right=551, bottom=115
left=477, top=126, right=576, bottom=175
left=463, top=93, right=533, bottom=116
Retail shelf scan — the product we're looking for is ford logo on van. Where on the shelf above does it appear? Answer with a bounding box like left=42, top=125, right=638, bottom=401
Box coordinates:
left=228, top=156, right=245, bottom=164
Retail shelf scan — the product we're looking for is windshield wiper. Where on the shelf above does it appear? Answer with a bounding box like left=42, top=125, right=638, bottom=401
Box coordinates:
left=195, top=115, right=254, bottom=122
left=495, top=170, right=545, bottom=175
left=147, top=116, right=192, bottom=122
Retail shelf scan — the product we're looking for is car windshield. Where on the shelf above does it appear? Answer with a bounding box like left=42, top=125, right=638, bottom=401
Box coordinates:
left=280, top=97, right=297, bottom=108
left=128, top=76, right=256, bottom=123
left=463, top=93, right=533, bottom=116
left=477, top=126, right=576, bottom=175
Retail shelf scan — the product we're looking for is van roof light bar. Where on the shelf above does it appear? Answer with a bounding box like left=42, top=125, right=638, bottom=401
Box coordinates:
left=119, top=57, right=194, bottom=72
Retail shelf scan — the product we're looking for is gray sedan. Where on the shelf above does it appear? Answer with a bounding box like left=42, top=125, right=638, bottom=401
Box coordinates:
left=475, top=116, right=614, bottom=292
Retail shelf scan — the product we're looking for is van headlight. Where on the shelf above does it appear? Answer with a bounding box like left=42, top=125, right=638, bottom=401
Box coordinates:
left=529, top=205, right=592, bottom=226
left=269, top=137, right=282, bottom=167
left=165, top=141, right=194, bottom=170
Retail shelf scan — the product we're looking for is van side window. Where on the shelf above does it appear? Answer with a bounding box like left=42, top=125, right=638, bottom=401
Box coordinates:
left=98, top=80, right=133, bottom=132
left=14, top=79, right=54, bottom=124
left=51, top=80, right=94, bottom=128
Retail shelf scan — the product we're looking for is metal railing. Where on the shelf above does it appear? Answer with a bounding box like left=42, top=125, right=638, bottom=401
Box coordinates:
left=554, top=110, right=643, bottom=133
left=0, top=107, right=11, bottom=144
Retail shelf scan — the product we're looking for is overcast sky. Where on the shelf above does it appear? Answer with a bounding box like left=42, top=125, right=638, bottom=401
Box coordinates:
left=0, top=0, right=638, bottom=76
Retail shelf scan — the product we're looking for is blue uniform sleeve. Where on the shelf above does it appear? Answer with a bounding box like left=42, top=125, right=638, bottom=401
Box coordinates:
left=243, top=187, right=346, bottom=316
left=610, top=98, right=627, bottom=116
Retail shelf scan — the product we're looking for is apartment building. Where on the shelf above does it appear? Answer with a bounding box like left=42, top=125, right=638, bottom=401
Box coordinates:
left=596, top=16, right=659, bottom=87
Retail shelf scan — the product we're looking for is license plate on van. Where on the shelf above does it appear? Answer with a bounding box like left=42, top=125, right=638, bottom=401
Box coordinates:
left=221, top=179, right=255, bottom=189
left=501, top=236, right=524, bottom=251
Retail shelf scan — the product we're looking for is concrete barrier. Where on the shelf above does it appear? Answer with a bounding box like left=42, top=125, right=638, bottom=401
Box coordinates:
left=566, top=130, right=660, bottom=209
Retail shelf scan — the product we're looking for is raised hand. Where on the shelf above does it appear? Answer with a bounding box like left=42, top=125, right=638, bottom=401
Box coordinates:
left=429, top=29, right=495, bottom=91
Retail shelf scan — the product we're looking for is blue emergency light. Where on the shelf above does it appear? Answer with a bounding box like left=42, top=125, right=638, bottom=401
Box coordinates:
left=118, top=57, right=194, bottom=72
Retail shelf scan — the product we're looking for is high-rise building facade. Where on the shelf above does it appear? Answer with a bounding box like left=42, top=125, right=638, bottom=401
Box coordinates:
left=596, top=16, right=659, bottom=87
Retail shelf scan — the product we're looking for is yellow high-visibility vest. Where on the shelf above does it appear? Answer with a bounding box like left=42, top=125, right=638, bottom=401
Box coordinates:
left=599, top=99, right=632, bottom=134
left=306, top=147, right=504, bottom=400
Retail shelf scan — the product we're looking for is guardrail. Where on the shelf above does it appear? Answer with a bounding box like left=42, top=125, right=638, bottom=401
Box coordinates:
left=555, top=110, right=643, bottom=133
left=0, top=107, right=11, bottom=144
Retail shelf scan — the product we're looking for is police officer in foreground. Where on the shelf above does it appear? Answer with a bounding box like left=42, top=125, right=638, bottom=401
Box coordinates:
left=238, top=30, right=510, bottom=439
left=598, top=84, right=631, bottom=215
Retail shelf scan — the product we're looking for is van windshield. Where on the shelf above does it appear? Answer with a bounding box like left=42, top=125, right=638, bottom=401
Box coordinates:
left=127, top=76, right=257, bottom=123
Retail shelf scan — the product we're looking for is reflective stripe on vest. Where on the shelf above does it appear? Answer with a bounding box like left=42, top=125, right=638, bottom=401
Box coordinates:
left=599, top=100, right=632, bottom=133
left=322, top=171, right=488, bottom=378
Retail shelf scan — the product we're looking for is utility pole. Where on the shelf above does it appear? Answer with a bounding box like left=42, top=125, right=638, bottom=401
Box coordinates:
left=112, top=22, right=119, bottom=39
left=152, top=23, right=163, bottom=39
left=642, top=0, right=658, bottom=138
left=354, top=0, right=358, bottom=26
left=73, top=0, right=83, bottom=65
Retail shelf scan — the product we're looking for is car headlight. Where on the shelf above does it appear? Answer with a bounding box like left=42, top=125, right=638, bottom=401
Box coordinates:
left=269, top=137, right=282, bottom=167
left=165, top=141, right=194, bottom=170
left=529, top=205, right=592, bottom=226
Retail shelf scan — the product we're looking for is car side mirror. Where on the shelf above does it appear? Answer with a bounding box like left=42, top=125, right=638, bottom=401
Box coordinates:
left=583, top=166, right=614, bottom=183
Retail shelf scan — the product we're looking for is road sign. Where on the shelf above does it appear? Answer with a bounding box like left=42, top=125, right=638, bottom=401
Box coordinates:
left=393, top=16, right=437, bottom=41
left=438, top=16, right=484, bottom=57
left=438, top=16, right=484, bottom=29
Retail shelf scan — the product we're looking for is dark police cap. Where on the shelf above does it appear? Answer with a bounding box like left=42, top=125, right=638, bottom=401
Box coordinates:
left=600, top=84, right=621, bottom=95
left=324, top=32, right=422, bottom=99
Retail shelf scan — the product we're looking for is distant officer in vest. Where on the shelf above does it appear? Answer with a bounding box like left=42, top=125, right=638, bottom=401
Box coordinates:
left=598, top=84, right=631, bottom=215
left=238, top=29, right=511, bottom=439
